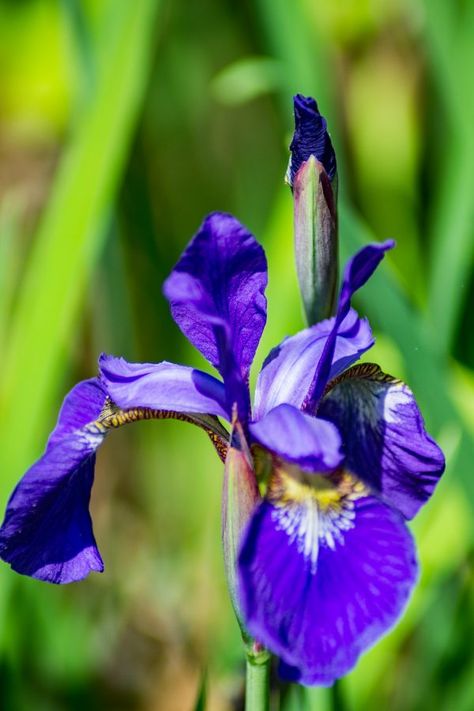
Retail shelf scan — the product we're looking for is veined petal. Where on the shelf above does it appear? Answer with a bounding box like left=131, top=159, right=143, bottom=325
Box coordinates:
left=163, top=212, right=267, bottom=417
left=303, top=240, right=394, bottom=410
left=0, top=379, right=108, bottom=584
left=258, top=239, right=393, bottom=417
left=99, top=354, right=229, bottom=420
left=319, top=363, right=445, bottom=519
left=288, top=95, right=336, bottom=186
left=254, top=308, right=373, bottom=419
left=47, top=378, right=108, bottom=448
left=249, top=404, right=342, bottom=472
left=238, top=468, right=417, bottom=685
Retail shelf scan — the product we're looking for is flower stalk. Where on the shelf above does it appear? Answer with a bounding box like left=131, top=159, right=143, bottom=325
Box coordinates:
left=245, top=643, right=271, bottom=711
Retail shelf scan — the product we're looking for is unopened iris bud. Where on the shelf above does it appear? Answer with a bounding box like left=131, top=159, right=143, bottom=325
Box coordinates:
left=221, top=418, right=260, bottom=639
left=288, top=94, right=338, bottom=325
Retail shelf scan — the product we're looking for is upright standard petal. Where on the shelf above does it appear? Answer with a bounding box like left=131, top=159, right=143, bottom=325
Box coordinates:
left=0, top=379, right=108, bottom=584
left=238, top=467, right=418, bottom=685
left=254, top=308, right=373, bottom=419
left=318, top=363, right=446, bottom=519
left=288, top=95, right=337, bottom=187
left=163, top=212, right=267, bottom=416
left=249, top=404, right=343, bottom=473
left=303, top=240, right=394, bottom=410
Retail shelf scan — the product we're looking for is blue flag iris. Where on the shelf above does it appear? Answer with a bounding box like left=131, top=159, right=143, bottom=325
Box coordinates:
left=0, top=101, right=445, bottom=687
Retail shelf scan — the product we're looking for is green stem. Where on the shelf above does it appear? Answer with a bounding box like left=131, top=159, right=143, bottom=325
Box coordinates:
left=245, top=649, right=271, bottom=711
left=331, top=679, right=346, bottom=711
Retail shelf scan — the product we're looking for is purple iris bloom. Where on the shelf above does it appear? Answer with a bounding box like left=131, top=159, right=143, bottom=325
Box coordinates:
left=0, top=211, right=444, bottom=684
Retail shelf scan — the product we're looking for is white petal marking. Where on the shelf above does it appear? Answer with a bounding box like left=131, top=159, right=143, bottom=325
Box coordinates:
left=268, top=468, right=366, bottom=574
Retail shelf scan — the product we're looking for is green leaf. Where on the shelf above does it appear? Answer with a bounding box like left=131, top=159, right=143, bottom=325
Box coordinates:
left=423, top=0, right=474, bottom=354
left=0, top=196, right=23, bottom=356
left=0, top=0, right=161, bottom=501
left=339, top=202, right=474, bottom=504
left=193, top=669, right=207, bottom=711
left=211, top=56, right=282, bottom=106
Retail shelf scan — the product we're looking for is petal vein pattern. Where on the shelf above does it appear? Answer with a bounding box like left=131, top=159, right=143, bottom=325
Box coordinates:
left=163, top=212, right=267, bottom=415
left=99, top=354, right=229, bottom=419
left=238, top=468, right=418, bottom=685
left=254, top=309, right=373, bottom=418
left=268, top=469, right=362, bottom=572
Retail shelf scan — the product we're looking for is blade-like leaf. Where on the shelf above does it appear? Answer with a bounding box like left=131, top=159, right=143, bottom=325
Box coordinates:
left=0, top=0, right=160, bottom=500
left=193, top=669, right=207, bottom=711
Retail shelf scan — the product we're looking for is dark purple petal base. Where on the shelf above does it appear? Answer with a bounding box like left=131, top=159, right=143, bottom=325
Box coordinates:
left=319, top=363, right=445, bottom=519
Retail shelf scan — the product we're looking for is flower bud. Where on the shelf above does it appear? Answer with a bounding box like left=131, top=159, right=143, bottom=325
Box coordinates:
left=293, top=155, right=338, bottom=324
left=288, top=95, right=338, bottom=325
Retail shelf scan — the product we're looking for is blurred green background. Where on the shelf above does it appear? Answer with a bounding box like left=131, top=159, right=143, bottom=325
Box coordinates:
left=0, top=0, right=473, bottom=709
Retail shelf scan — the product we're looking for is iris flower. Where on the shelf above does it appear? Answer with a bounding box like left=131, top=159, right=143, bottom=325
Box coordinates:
left=0, top=97, right=445, bottom=686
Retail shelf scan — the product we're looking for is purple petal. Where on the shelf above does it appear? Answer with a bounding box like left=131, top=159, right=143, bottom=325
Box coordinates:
left=99, top=354, right=229, bottom=420
left=249, top=404, right=343, bottom=472
left=47, top=378, right=107, bottom=449
left=0, top=380, right=107, bottom=584
left=319, top=363, right=445, bottom=519
left=254, top=308, right=373, bottom=419
left=288, top=95, right=337, bottom=185
left=303, top=240, right=395, bottom=409
left=238, top=472, right=417, bottom=685
left=163, top=212, right=267, bottom=417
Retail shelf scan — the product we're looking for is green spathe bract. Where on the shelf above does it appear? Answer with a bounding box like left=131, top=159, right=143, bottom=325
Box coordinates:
left=293, top=156, right=338, bottom=325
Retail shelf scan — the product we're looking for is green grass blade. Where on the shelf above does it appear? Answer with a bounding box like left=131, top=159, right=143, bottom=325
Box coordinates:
left=0, top=0, right=160, bottom=498
left=339, top=203, right=474, bottom=501
left=423, top=0, right=474, bottom=353
left=255, top=0, right=333, bottom=115
left=425, top=135, right=474, bottom=355
left=0, top=196, right=23, bottom=356
left=193, top=669, right=207, bottom=711
left=60, top=0, right=96, bottom=105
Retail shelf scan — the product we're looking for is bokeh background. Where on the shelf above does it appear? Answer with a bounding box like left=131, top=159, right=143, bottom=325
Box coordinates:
left=0, top=0, right=473, bottom=709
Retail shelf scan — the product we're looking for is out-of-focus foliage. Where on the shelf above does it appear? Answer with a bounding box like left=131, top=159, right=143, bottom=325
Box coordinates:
left=0, top=0, right=472, bottom=709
